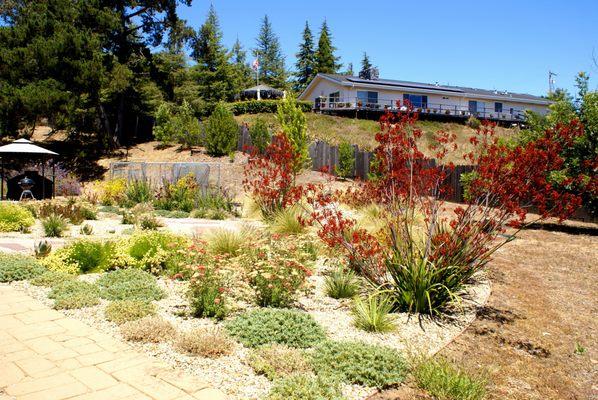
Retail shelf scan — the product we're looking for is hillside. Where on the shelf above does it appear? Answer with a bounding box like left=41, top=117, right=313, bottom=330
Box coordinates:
left=236, top=112, right=518, bottom=164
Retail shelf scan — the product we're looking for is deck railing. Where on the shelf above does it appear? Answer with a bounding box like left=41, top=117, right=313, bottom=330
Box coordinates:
left=319, top=97, right=526, bottom=121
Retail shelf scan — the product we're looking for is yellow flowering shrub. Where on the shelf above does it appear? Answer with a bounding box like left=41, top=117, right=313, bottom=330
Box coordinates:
left=0, top=203, right=35, bottom=232
left=41, top=248, right=79, bottom=275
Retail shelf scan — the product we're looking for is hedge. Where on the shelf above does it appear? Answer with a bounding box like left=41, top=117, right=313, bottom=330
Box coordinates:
left=228, top=100, right=312, bottom=115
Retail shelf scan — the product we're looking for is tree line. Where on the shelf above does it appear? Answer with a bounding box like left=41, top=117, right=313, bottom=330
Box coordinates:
left=0, top=1, right=376, bottom=148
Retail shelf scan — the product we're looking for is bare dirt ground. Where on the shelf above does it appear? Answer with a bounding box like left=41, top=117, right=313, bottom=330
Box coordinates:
left=371, top=227, right=597, bottom=400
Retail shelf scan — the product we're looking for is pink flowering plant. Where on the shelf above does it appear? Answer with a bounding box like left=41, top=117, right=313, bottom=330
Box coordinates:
left=245, top=234, right=315, bottom=307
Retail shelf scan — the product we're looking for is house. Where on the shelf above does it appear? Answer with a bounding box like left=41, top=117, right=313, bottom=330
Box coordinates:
left=298, top=73, right=551, bottom=122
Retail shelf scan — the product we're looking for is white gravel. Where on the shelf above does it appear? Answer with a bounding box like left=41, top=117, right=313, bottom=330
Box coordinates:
left=9, top=260, right=491, bottom=400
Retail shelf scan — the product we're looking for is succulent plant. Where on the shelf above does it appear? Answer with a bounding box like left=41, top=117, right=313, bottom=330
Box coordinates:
left=79, top=223, right=94, bottom=235
left=34, top=240, right=52, bottom=258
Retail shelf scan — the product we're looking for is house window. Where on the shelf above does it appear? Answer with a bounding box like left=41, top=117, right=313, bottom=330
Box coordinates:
left=495, top=102, right=503, bottom=113
left=469, top=101, right=486, bottom=114
left=329, top=91, right=340, bottom=103
left=403, top=94, right=428, bottom=108
left=357, top=91, right=378, bottom=105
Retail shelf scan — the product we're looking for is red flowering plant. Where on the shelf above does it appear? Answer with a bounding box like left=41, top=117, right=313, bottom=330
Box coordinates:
left=306, top=103, right=591, bottom=315
left=243, top=133, right=305, bottom=218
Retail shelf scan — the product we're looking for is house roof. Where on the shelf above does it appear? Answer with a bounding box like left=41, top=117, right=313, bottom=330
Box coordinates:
left=300, top=73, right=551, bottom=105
left=242, top=84, right=283, bottom=93
left=0, top=138, right=58, bottom=156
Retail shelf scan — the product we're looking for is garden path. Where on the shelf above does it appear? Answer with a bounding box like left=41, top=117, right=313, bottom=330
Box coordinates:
left=0, top=285, right=226, bottom=400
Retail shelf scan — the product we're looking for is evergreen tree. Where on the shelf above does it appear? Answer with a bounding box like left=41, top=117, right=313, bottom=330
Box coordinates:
left=231, top=38, right=253, bottom=90
left=359, top=52, right=373, bottom=79
left=344, top=62, right=354, bottom=76
left=191, top=5, right=237, bottom=112
left=293, top=21, right=316, bottom=92
left=253, top=15, right=287, bottom=89
left=315, top=20, right=341, bottom=74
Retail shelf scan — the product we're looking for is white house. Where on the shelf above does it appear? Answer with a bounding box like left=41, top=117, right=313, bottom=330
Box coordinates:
left=298, top=73, right=551, bottom=122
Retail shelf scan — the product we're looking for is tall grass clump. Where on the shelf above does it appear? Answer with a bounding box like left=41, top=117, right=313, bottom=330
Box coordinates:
left=206, top=228, right=247, bottom=256
left=413, top=357, right=487, bottom=400
left=42, top=214, right=69, bottom=237
left=269, top=206, right=305, bottom=235
left=324, top=267, right=360, bottom=299
left=351, top=292, right=396, bottom=333
left=125, top=179, right=153, bottom=205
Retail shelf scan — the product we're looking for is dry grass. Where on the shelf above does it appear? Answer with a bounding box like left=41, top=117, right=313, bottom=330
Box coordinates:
left=247, top=344, right=312, bottom=380
left=175, top=327, right=235, bottom=358
left=120, top=316, right=176, bottom=343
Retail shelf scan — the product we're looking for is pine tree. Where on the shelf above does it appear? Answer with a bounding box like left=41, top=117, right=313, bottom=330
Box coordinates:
left=359, top=52, right=373, bottom=79
left=191, top=5, right=236, bottom=110
left=253, top=15, right=287, bottom=89
left=315, top=20, right=341, bottom=74
left=293, top=21, right=316, bottom=92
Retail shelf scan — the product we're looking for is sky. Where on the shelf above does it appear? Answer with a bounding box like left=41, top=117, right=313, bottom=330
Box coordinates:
left=177, top=0, right=598, bottom=97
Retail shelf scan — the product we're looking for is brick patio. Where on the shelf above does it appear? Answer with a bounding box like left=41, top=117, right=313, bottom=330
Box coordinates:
left=0, top=285, right=225, bottom=400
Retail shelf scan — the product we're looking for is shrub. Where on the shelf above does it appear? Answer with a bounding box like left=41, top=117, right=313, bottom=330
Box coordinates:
left=249, top=116, right=271, bottom=153
left=206, top=229, right=246, bottom=256
left=336, top=142, right=355, bottom=179
left=0, top=202, right=35, bottom=232
left=41, top=247, right=80, bottom=275
left=30, top=270, right=74, bottom=287
left=324, top=267, right=360, bottom=299
left=466, top=115, right=481, bottom=129
left=351, top=292, right=396, bottom=333
left=35, top=200, right=96, bottom=225
left=153, top=175, right=198, bottom=212
left=310, top=341, right=408, bottom=388
left=105, top=300, right=157, bottom=325
left=154, top=100, right=202, bottom=147
left=120, top=316, right=176, bottom=343
left=195, top=187, right=235, bottom=214
left=49, top=280, right=100, bottom=310
left=127, top=230, right=187, bottom=273
left=137, top=213, right=163, bottom=230
left=266, top=374, right=344, bottom=400
left=228, top=100, right=312, bottom=115
left=225, top=309, right=326, bottom=348
left=124, top=179, right=153, bottom=206
left=97, top=269, right=165, bottom=301
left=269, top=207, right=305, bottom=235
left=205, top=102, right=239, bottom=157
left=67, top=239, right=114, bottom=273
left=413, top=357, right=487, bottom=400
left=248, top=344, right=312, bottom=380
left=247, top=238, right=313, bottom=308
left=175, top=328, right=234, bottom=358
left=42, top=214, right=69, bottom=237
left=188, top=264, right=229, bottom=319
left=277, top=95, right=309, bottom=171
left=0, top=254, right=45, bottom=282
left=98, top=179, right=127, bottom=206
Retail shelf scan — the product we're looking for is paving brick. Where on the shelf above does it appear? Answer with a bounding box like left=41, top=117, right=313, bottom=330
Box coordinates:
left=71, top=366, right=119, bottom=391
left=77, top=350, right=118, bottom=366
left=23, top=336, right=64, bottom=355
left=14, top=309, right=64, bottom=324
left=67, top=383, right=143, bottom=400
left=6, top=372, right=76, bottom=396
left=54, top=318, right=94, bottom=335
left=1, top=349, right=37, bottom=362
left=9, top=320, right=66, bottom=340
left=97, top=353, right=147, bottom=373
left=74, top=342, right=104, bottom=355
left=63, top=337, right=94, bottom=348
left=18, top=382, right=88, bottom=400
left=192, top=388, right=227, bottom=400
left=0, top=361, right=25, bottom=387
left=56, top=358, right=83, bottom=371
left=46, top=348, right=79, bottom=361
left=156, top=370, right=211, bottom=393
left=112, top=367, right=186, bottom=400
left=0, top=315, right=24, bottom=329
left=14, top=356, right=56, bottom=376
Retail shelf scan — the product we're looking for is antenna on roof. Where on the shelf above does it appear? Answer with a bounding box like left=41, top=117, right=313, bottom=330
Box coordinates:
left=548, top=71, right=557, bottom=94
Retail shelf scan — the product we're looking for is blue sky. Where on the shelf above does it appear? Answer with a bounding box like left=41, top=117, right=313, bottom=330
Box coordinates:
left=177, top=0, right=598, bottom=96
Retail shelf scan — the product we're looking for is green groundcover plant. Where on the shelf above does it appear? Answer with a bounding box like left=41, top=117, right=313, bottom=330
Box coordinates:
left=0, top=254, right=45, bottom=282
left=310, top=340, right=408, bottom=389
left=97, top=269, right=165, bottom=301
left=225, top=309, right=326, bottom=348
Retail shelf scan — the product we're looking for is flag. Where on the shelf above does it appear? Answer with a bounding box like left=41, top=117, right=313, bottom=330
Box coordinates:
left=252, top=58, right=259, bottom=71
